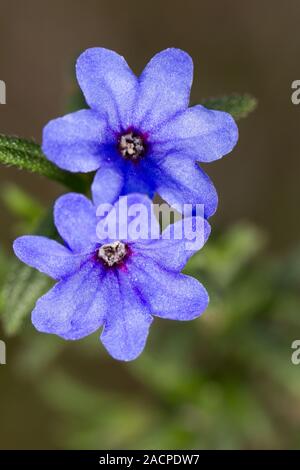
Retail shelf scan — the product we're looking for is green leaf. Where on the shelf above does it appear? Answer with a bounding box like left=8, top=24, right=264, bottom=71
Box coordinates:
left=201, top=94, right=257, bottom=120
left=0, top=134, right=87, bottom=192
left=1, top=210, right=56, bottom=335
left=66, top=88, right=87, bottom=113
left=1, top=262, right=53, bottom=336
left=1, top=183, right=44, bottom=233
left=0, top=249, right=8, bottom=313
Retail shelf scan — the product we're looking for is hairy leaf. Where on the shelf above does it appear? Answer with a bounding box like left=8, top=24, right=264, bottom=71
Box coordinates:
left=1, top=211, right=56, bottom=335
left=0, top=135, right=87, bottom=192
left=201, top=94, right=257, bottom=120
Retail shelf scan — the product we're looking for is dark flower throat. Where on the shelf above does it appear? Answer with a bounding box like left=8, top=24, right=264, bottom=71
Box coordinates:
left=98, top=241, right=127, bottom=267
left=118, top=131, right=145, bottom=161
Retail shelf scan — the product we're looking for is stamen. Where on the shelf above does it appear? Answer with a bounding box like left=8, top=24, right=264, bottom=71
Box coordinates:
left=118, top=131, right=145, bottom=161
left=98, top=241, right=127, bottom=267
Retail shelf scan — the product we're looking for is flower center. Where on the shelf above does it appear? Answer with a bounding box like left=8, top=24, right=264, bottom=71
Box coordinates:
left=118, top=131, right=145, bottom=161
left=98, top=241, right=127, bottom=267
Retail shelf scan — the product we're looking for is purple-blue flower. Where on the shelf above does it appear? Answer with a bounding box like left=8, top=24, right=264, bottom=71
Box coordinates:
left=13, top=190, right=211, bottom=361
left=42, top=47, right=238, bottom=218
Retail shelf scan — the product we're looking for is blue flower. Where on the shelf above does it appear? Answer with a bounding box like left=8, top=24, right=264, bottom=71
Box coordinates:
left=13, top=191, right=211, bottom=361
left=43, top=48, right=238, bottom=218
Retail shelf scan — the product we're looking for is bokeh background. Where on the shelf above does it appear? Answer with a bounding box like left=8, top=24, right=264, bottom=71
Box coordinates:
left=0, top=0, right=300, bottom=449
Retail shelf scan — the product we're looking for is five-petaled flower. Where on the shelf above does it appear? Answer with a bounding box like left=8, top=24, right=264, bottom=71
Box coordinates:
left=13, top=190, right=211, bottom=361
left=42, top=47, right=238, bottom=218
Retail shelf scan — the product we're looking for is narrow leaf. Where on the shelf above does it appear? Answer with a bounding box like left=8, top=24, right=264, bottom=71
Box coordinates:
left=201, top=94, right=257, bottom=120
left=1, top=183, right=44, bottom=222
left=1, top=210, right=56, bottom=336
left=2, top=263, right=53, bottom=336
left=0, top=135, right=87, bottom=192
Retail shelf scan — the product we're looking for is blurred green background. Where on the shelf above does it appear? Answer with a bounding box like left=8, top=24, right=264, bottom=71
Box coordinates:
left=0, top=0, right=300, bottom=450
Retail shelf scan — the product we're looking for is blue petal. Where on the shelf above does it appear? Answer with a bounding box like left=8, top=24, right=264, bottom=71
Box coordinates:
left=91, top=164, right=124, bottom=207
left=152, top=105, right=238, bottom=162
left=76, top=47, right=137, bottom=129
left=150, top=154, right=218, bottom=218
left=13, top=236, right=85, bottom=280
left=129, top=256, right=209, bottom=320
left=43, top=109, right=108, bottom=172
left=100, top=270, right=153, bottom=361
left=134, top=48, right=193, bottom=131
left=32, top=260, right=106, bottom=340
left=54, top=193, right=97, bottom=253
left=121, top=162, right=155, bottom=199
left=132, top=216, right=211, bottom=271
